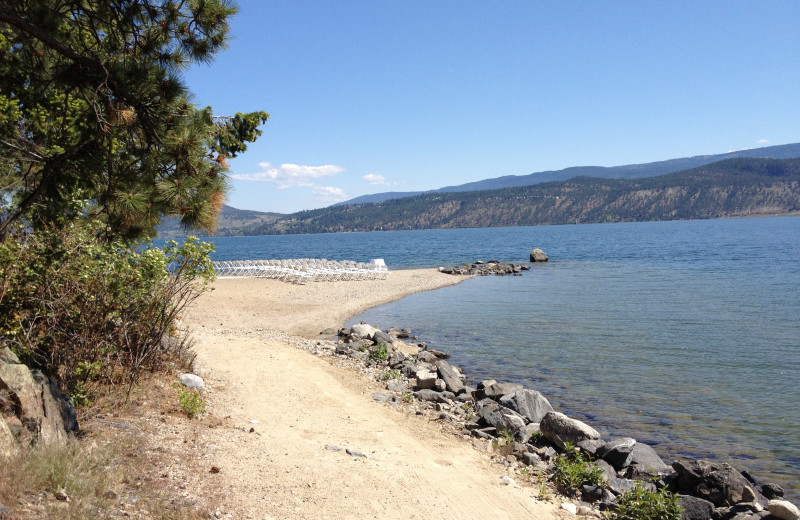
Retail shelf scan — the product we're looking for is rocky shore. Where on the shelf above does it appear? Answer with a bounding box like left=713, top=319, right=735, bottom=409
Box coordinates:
left=300, top=322, right=799, bottom=520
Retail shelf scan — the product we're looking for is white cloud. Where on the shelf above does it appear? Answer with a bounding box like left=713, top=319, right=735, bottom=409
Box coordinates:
left=312, top=185, right=348, bottom=202
left=231, top=162, right=345, bottom=188
left=362, top=173, right=389, bottom=186
left=757, top=139, right=770, bottom=144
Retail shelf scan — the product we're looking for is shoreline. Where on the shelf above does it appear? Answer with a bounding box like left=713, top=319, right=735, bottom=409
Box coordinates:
left=182, top=269, right=570, bottom=519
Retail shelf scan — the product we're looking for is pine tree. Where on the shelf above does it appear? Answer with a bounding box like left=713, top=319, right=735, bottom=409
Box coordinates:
left=0, top=0, right=268, bottom=240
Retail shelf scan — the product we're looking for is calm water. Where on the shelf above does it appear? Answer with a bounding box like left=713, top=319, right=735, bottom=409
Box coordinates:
left=193, top=217, right=800, bottom=499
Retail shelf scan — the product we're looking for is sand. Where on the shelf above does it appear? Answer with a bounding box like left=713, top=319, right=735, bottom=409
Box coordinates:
left=183, top=269, right=566, bottom=519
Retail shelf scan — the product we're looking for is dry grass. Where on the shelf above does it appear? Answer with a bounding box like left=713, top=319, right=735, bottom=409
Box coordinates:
left=0, top=371, right=228, bottom=519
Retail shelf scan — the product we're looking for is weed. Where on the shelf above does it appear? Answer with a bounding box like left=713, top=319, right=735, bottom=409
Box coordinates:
left=529, top=431, right=543, bottom=444
left=465, top=411, right=475, bottom=422
left=612, top=482, right=682, bottom=520
left=176, top=386, right=206, bottom=418
left=380, top=369, right=400, bottom=381
left=538, top=480, right=551, bottom=501
left=369, top=342, right=388, bottom=361
left=498, top=429, right=515, bottom=444
left=553, top=442, right=604, bottom=493
left=401, top=392, right=414, bottom=403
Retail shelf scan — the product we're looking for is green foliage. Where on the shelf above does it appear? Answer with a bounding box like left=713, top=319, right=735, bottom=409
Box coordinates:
left=380, top=369, right=400, bottom=381
left=0, top=223, right=214, bottom=399
left=612, top=482, right=682, bottom=520
left=498, top=429, right=515, bottom=444
left=177, top=387, right=206, bottom=419
left=0, top=0, right=268, bottom=240
left=553, top=443, right=605, bottom=493
left=370, top=342, right=389, bottom=362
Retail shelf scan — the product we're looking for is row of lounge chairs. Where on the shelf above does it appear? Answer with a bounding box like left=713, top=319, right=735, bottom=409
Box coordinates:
left=211, top=258, right=389, bottom=283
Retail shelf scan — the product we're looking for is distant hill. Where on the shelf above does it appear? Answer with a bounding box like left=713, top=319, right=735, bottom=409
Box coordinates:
left=156, top=204, right=284, bottom=238
left=228, top=157, right=800, bottom=235
left=337, top=142, right=800, bottom=205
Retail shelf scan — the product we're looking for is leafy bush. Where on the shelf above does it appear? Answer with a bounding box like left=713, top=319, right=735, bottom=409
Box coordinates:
left=613, top=482, right=682, bottom=520
left=0, top=224, right=214, bottom=402
left=553, top=442, right=605, bottom=492
left=370, top=342, right=389, bottom=361
left=177, top=387, right=206, bottom=419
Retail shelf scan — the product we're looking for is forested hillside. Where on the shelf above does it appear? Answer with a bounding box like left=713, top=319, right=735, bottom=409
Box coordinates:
left=229, top=158, right=800, bottom=235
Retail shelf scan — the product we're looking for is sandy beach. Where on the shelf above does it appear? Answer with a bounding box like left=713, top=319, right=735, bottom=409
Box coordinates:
left=182, top=269, right=566, bottom=519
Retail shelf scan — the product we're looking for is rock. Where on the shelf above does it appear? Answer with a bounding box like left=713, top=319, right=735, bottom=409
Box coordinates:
left=434, top=378, right=446, bottom=392
left=499, top=389, right=554, bottom=423
left=522, top=452, right=541, bottom=466
left=561, top=502, right=578, bottom=515
left=0, top=418, right=16, bottom=458
left=0, top=346, right=19, bottom=364
left=517, top=422, right=541, bottom=443
left=499, top=475, right=520, bottom=488
left=435, top=361, right=465, bottom=394
left=373, top=330, right=393, bottom=345
left=672, top=458, right=766, bottom=507
left=577, top=439, right=606, bottom=456
left=178, top=373, right=204, bottom=389
left=626, top=443, right=670, bottom=475
left=679, top=495, right=715, bottom=520
left=414, top=369, right=437, bottom=390
left=582, top=484, right=605, bottom=503
left=371, top=392, right=391, bottom=403
left=483, top=382, right=524, bottom=400
left=350, top=323, right=379, bottom=339
left=768, top=500, right=800, bottom=520
left=0, top=360, right=78, bottom=447
left=539, top=411, right=601, bottom=450
left=413, top=389, right=455, bottom=403
left=608, top=477, right=655, bottom=496
left=416, top=351, right=439, bottom=364
left=596, top=437, right=636, bottom=469
left=760, top=483, right=785, bottom=499
left=385, top=381, right=407, bottom=393
left=475, top=398, right=526, bottom=432
left=530, top=248, right=549, bottom=262
left=594, top=459, right=616, bottom=483
left=387, top=350, right=406, bottom=368
left=741, top=486, right=757, bottom=503
left=319, top=327, right=337, bottom=335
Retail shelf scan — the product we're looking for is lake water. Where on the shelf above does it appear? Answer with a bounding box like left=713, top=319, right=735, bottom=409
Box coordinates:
left=195, top=217, right=800, bottom=500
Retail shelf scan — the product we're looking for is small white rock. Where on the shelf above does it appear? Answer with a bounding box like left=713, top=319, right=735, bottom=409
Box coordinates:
left=178, top=373, right=204, bottom=389
left=561, top=502, right=577, bottom=515
left=768, top=500, right=800, bottom=520
left=250, top=419, right=259, bottom=424
left=499, top=475, right=520, bottom=488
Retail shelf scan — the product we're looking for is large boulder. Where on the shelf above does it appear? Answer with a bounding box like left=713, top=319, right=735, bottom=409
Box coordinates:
left=475, top=398, right=526, bottom=432
left=597, top=437, right=637, bottom=469
left=626, top=442, right=670, bottom=475
left=350, top=323, right=380, bottom=339
left=435, top=361, right=465, bottom=394
left=767, top=500, right=800, bottom=520
left=0, top=349, right=78, bottom=449
left=678, top=495, right=715, bottom=520
left=530, top=248, right=548, bottom=262
left=539, top=411, right=600, bottom=449
left=482, top=382, right=524, bottom=400
left=499, top=389, right=554, bottom=423
left=672, top=458, right=766, bottom=507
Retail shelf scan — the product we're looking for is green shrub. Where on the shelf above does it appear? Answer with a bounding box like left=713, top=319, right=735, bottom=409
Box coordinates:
left=177, top=387, right=206, bottom=418
left=613, top=482, right=682, bottom=520
left=553, top=442, right=604, bottom=492
left=0, top=223, right=214, bottom=401
left=370, top=342, right=389, bottom=361
left=380, top=369, right=400, bottom=381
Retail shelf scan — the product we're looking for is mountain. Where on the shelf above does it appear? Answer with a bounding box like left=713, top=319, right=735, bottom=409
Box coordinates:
left=156, top=204, right=284, bottom=238
left=337, top=142, right=800, bottom=205
left=229, top=157, right=800, bottom=235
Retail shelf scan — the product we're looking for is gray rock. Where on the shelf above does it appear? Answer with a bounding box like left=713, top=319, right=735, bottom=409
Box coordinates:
left=576, top=439, right=606, bottom=456
left=522, top=451, right=541, bottom=466
left=597, top=437, right=636, bottom=469
left=416, top=350, right=439, bottom=364
left=414, top=369, right=437, bottom=390
left=387, top=350, right=406, bottom=368
left=385, top=381, right=407, bottom=393
left=517, top=422, right=541, bottom=443
left=483, top=382, right=525, bottom=400
left=413, top=390, right=455, bottom=403
left=0, top=417, right=16, bottom=458
left=178, top=373, right=204, bottom=390
left=475, top=398, right=526, bottom=432
left=0, top=361, right=78, bottom=447
left=582, top=484, right=605, bottom=503
left=760, top=483, right=785, bottom=499
left=594, top=459, right=617, bottom=483
left=626, top=443, right=670, bottom=475
left=436, top=360, right=465, bottom=394
left=539, top=411, right=600, bottom=450
left=608, top=478, right=655, bottom=496
left=678, top=495, right=715, bottom=520
left=672, top=458, right=767, bottom=507
left=499, top=389, right=554, bottom=423
left=0, top=346, right=20, bottom=364
left=350, top=323, right=379, bottom=339
left=373, top=330, right=393, bottom=345
left=530, top=248, right=549, bottom=262
left=372, top=392, right=391, bottom=403
left=768, top=500, right=800, bottom=520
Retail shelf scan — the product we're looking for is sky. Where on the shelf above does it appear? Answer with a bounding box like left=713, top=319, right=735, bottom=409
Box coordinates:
left=184, top=1, right=800, bottom=214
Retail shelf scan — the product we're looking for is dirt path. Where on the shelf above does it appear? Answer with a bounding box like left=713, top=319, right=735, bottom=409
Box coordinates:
left=183, top=271, right=567, bottom=519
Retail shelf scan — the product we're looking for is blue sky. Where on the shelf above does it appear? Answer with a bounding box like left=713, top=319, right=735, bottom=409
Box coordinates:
left=185, top=1, right=800, bottom=214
